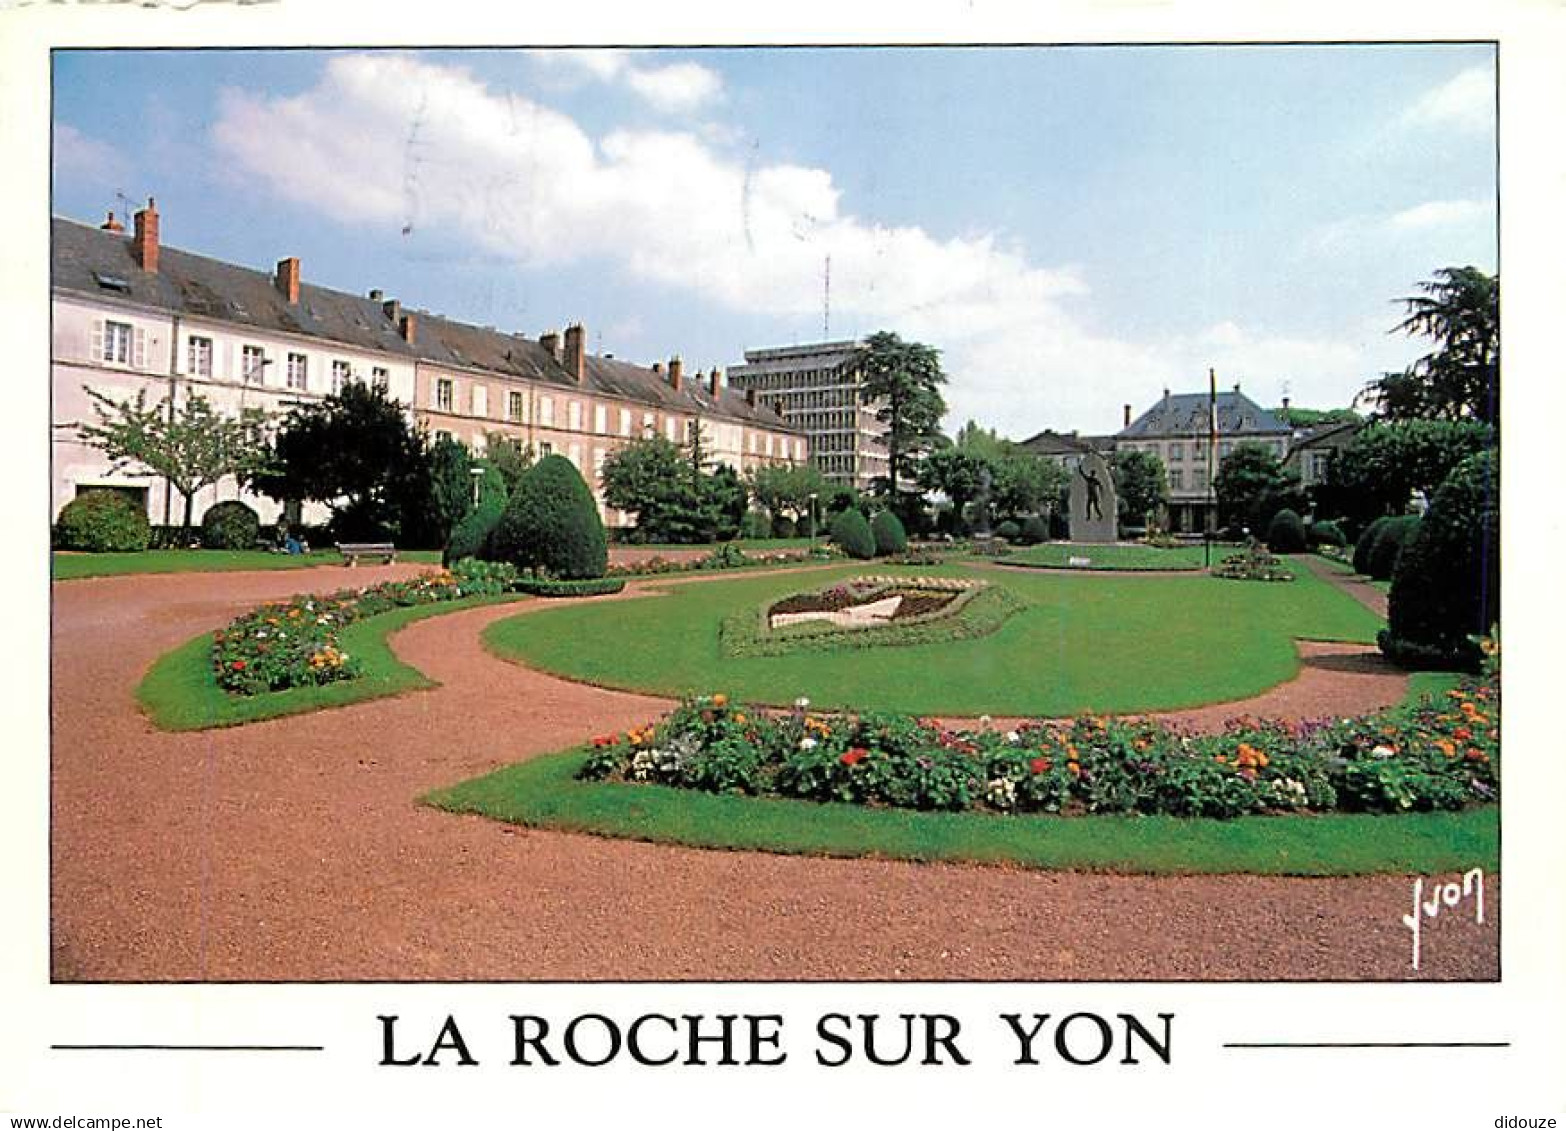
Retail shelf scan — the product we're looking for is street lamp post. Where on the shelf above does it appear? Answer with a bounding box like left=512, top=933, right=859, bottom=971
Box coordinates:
left=808, top=492, right=819, bottom=555
left=470, top=465, right=485, bottom=507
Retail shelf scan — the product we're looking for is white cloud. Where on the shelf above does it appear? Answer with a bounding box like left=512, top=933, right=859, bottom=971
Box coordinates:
left=53, top=123, right=131, bottom=189
left=1403, top=67, right=1494, bottom=133
left=1389, top=198, right=1491, bottom=230
left=211, top=54, right=1373, bottom=436
left=528, top=48, right=722, bottom=114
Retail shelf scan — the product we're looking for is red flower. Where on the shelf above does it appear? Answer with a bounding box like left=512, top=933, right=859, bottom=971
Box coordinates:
left=230, top=659, right=246, bottom=671
left=1030, top=756, right=1050, bottom=774
left=840, top=748, right=868, bottom=766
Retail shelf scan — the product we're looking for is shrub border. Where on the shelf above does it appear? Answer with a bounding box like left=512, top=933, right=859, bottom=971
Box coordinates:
left=513, top=576, right=628, bottom=598
left=717, top=577, right=1025, bottom=658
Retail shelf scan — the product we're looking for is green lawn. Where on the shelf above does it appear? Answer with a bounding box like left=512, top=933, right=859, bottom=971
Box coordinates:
left=137, top=594, right=524, bottom=730
left=999, top=542, right=1212, bottom=571
left=424, top=748, right=1497, bottom=876
left=609, top=537, right=818, bottom=552
left=54, top=547, right=442, bottom=580
left=482, top=560, right=1385, bottom=717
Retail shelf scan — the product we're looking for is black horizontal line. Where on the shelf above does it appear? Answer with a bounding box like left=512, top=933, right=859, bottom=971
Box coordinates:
left=1224, top=1042, right=1509, bottom=1049
left=51, top=1044, right=324, bottom=1052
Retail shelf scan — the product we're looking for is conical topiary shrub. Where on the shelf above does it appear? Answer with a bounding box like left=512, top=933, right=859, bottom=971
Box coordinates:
left=870, top=510, right=908, bottom=556
left=443, top=464, right=509, bottom=566
left=1265, top=508, right=1307, bottom=553
left=490, top=454, right=607, bottom=579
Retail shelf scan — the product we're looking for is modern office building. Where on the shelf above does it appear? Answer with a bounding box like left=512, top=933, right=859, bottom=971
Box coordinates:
left=724, top=340, right=889, bottom=493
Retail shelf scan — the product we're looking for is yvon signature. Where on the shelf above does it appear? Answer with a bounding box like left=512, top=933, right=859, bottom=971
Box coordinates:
left=1403, top=867, right=1485, bottom=970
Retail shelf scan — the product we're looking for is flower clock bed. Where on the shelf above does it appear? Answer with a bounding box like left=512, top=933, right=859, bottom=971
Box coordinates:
left=426, top=672, right=1500, bottom=876
left=719, top=575, right=1024, bottom=659
left=139, top=559, right=523, bottom=731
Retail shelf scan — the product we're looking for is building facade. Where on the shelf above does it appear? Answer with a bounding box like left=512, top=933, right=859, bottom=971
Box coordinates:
left=1284, top=418, right=1362, bottom=492
left=1115, top=387, right=1293, bottom=534
left=724, top=340, right=889, bottom=493
left=52, top=203, right=806, bottom=530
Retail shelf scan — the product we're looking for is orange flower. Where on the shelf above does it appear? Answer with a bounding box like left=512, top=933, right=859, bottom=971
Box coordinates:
left=712, top=693, right=729, bottom=708
left=734, top=712, right=748, bottom=725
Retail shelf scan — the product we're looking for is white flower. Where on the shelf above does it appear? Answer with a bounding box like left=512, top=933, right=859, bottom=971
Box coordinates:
left=799, top=737, right=818, bottom=751
left=794, top=697, right=811, bottom=710
left=985, top=777, right=1017, bottom=809
left=979, top=715, right=993, bottom=730
left=1372, top=744, right=1396, bottom=759
left=1005, top=730, right=1021, bottom=744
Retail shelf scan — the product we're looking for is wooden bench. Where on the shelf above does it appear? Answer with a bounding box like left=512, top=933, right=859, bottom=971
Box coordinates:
left=336, top=542, right=397, bottom=567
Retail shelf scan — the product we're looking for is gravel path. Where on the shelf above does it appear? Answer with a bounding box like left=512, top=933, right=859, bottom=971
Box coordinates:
left=50, top=563, right=1497, bottom=982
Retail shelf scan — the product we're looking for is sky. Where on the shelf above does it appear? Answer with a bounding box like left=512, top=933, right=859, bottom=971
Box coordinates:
left=51, top=44, right=1497, bottom=438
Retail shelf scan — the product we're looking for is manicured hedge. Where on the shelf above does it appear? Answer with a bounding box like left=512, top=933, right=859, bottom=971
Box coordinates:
left=1308, top=519, right=1346, bottom=548
left=1019, top=515, right=1049, bottom=545
left=512, top=577, right=627, bottom=598
left=1266, top=508, right=1308, bottom=553
left=56, top=489, right=151, bottom=552
left=830, top=509, right=876, bottom=560
left=491, top=454, right=608, bottom=579
left=1353, top=515, right=1390, bottom=575
left=1366, top=514, right=1421, bottom=582
left=443, top=465, right=508, bottom=566
left=870, top=510, right=908, bottom=556
left=1380, top=449, right=1499, bottom=671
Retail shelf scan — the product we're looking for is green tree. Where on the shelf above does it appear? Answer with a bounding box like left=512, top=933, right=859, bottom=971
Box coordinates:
left=1215, top=442, right=1303, bottom=533
left=1363, top=266, right=1499, bottom=425
left=74, top=387, right=273, bottom=534
left=859, top=330, right=948, bottom=519
left=600, top=434, right=687, bottom=540
left=427, top=434, right=475, bottom=545
left=1317, top=418, right=1494, bottom=528
left=746, top=462, right=828, bottom=526
left=916, top=446, right=992, bottom=522
left=1111, top=449, right=1168, bottom=529
left=480, top=432, right=534, bottom=494
left=1272, top=405, right=1361, bottom=428
left=257, top=381, right=431, bottom=542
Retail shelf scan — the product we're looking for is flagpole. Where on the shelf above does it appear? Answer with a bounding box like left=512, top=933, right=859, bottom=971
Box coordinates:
left=1206, top=367, right=1217, bottom=568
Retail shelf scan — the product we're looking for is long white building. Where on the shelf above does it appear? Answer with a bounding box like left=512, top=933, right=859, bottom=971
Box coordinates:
left=52, top=201, right=807, bottom=529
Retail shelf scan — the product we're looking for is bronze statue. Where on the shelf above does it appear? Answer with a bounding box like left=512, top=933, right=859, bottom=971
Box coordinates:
left=1078, top=462, right=1105, bottom=521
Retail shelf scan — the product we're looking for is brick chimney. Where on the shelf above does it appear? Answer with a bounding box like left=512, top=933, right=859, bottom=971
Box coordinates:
left=275, top=257, right=300, bottom=304
left=652, top=361, right=663, bottom=374
left=539, top=330, right=562, bottom=363
left=131, top=197, right=159, bottom=274
left=708, top=367, right=722, bottom=397
left=399, top=312, right=417, bottom=344
left=668, top=356, right=683, bottom=392
left=382, top=298, right=401, bottom=325
left=1281, top=395, right=1291, bottom=413
left=1123, top=403, right=1132, bottom=428
left=563, top=323, right=586, bottom=383
left=100, top=211, right=123, bottom=233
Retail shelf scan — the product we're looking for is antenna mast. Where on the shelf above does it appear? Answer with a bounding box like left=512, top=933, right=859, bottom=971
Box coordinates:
left=823, top=254, right=831, bottom=340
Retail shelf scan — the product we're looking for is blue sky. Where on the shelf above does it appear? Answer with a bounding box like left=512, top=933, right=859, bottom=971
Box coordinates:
left=52, top=44, right=1496, bottom=436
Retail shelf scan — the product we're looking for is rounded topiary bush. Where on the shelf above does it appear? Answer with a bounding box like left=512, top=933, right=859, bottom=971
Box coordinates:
left=995, top=519, right=1022, bottom=542
left=443, top=465, right=508, bottom=566
left=1019, top=515, right=1049, bottom=545
left=200, top=500, right=261, bottom=550
left=870, top=510, right=908, bottom=556
left=1308, top=519, right=1346, bottom=548
left=56, top=489, right=151, bottom=552
left=490, top=454, right=607, bottom=579
left=829, top=509, right=876, bottom=560
left=1366, top=514, right=1421, bottom=582
left=770, top=515, right=796, bottom=539
left=1379, top=449, right=1498, bottom=671
left=1265, top=508, right=1307, bottom=553
left=1352, top=516, right=1389, bottom=575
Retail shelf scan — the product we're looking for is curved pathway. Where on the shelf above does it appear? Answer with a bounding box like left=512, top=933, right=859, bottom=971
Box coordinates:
left=49, top=562, right=1495, bottom=982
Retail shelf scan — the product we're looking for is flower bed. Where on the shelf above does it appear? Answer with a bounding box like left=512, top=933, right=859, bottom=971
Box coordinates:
left=1211, top=542, right=1294, bottom=582
left=606, top=544, right=841, bottom=578
left=578, top=674, right=1499, bottom=818
left=719, top=577, right=1021, bottom=659
left=211, top=560, right=516, bottom=695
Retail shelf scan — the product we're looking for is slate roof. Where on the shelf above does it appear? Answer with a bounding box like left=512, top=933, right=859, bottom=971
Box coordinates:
left=1119, top=390, right=1290, bottom=439
left=52, top=216, right=800, bottom=434
left=1016, top=429, right=1114, bottom=457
